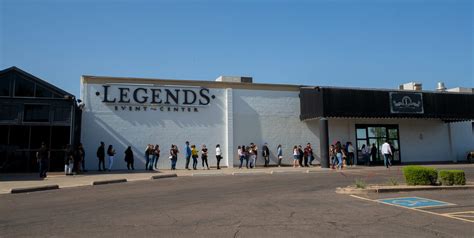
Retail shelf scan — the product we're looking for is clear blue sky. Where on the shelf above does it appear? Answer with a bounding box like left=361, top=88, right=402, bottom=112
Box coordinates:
left=1, top=0, right=472, bottom=97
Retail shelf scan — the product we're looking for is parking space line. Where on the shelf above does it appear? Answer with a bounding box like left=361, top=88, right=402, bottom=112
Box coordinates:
left=350, top=195, right=474, bottom=224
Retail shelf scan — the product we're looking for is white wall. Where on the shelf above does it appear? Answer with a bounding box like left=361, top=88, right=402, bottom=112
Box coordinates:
left=328, top=118, right=474, bottom=163
left=232, top=89, right=320, bottom=166
left=450, top=121, right=474, bottom=162
left=81, top=83, right=227, bottom=170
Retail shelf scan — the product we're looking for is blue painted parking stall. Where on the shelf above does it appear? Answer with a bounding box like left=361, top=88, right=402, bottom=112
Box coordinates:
left=377, top=197, right=454, bottom=208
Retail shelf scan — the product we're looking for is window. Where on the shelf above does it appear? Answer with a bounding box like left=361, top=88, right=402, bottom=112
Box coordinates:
left=51, top=126, right=70, bottom=149
left=30, top=126, right=51, bottom=149
left=23, top=104, right=50, bottom=122
left=9, top=126, right=30, bottom=149
left=53, top=106, right=71, bottom=122
left=35, top=84, right=53, bottom=98
left=0, top=125, right=9, bottom=145
left=0, top=104, right=19, bottom=121
left=0, top=76, right=11, bottom=96
left=14, top=76, right=35, bottom=97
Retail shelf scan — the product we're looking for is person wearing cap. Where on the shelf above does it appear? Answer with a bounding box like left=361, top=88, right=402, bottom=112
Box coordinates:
left=36, top=142, right=50, bottom=178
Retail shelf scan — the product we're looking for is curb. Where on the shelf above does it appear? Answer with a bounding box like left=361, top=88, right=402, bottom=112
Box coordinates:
left=192, top=173, right=225, bottom=176
left=11, top=185, right=59, bottom=194
left=336, top=185, right=474, bottom=194
left=92, top=179, right=127, bottom=186
left=151, top=174, right=178, bottom=179
left=232, top=171, right=268, bottom=176
left=271, top=170, right=306, bottom=174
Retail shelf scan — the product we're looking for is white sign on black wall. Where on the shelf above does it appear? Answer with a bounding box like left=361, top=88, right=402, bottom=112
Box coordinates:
left=390, top=92, right=424, bottom=114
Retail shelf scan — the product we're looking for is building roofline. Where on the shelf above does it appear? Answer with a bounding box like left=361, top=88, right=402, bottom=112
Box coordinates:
left=82, top=74, right=472, bottom=95
left=1, top=66, right=75, bottom=98
left=81, top=75, right=301, bottom=91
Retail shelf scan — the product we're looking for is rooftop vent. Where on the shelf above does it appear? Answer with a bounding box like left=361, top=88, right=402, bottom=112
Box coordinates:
left=436, top=82, right=447, bottom=92
left=399, top=82, right=422, bottom=91
left=215, top=76, right=252, bottom=83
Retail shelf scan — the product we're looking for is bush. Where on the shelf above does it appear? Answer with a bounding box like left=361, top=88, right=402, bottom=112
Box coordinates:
left=439, top=170, right=466, bottom=186
left=403, top=166, right=438, bottom=185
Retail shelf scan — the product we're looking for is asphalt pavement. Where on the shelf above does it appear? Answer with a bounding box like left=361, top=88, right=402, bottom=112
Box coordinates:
left=1, top=165, right=473, bottom=237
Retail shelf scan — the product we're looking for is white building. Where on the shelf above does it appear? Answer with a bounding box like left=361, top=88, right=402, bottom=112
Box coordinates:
left=80, top=75, right=474, bottom=170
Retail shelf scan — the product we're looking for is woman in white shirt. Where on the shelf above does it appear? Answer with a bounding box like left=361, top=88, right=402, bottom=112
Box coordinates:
left=293, top=145, right=299, bottom=168
left=216, top=144, right=222, bottom=170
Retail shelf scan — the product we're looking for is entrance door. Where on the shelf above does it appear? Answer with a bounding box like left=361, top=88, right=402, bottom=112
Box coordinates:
left=355, top=125, right=401, bottom=165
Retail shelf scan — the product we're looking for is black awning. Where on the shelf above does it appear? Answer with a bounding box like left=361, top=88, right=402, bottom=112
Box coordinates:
left=300, top=87, right=474, bottom=121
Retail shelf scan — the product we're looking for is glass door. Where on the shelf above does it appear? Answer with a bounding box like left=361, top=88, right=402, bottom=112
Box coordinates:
left=355, top=125, right=401, bottom=165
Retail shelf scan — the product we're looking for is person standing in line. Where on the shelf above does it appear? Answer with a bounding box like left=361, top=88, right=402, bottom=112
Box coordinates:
left=262, top=143, right=270, bottom=167
left=277, top=144, right=283, bottom=167
left=381, top=140, right=392, bottom=168
left=307, top=143, right=315, bottom=166
left=75, top=143, right=84, bottom=174
left=97, top=141, right=106, bottom=171
left=107, top=144, right=116, bottom=171
left=293, top=145, right=299, bottom=168
left=184, top=141, right=192, bottom=170
left=77, top=143, right=87, bottom=172
left=329, top=144, right=336, bottom=169
left=347, top=142, right=355, bottom=167
left=360, top=144, right=369, bottom=166
left=370, top=143, right=377, bottom=166
left=201, top=144, right=209, bottom=170
left=124, top=146, right=134, bottom=170
left=153, top=145, right=160, bottom=170
left=237, top=146, right=244, bottom=169
left=303, top=144, right=311, bottom=167
left=170, top=144, right=179, bottom=170
left=145, top=144, right=152, bottom=170
left=248, top=145, right=256, bottom=169
left=297, top=145, right=304, bottom=167
left=65, top=144, right=75, bottom=175
left=253, top=143, right=259, bottom=167
left=191, top=145, right=199, bottom=170
left=335, top=141, right=343, bottom=170
left=215, top=144, right=223, bottom=169
left=242, top=145, right=249, bottom=169
left=36, top=142, right=50, bottom=178
left=341, top=144, right=348, bottom=167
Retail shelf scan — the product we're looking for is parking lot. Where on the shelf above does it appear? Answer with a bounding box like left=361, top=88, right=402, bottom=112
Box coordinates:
left=1, top=166, right=473, bottom=237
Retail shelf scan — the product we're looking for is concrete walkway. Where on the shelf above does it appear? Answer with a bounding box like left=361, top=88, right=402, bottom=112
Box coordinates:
left=1, top=164, right=473, bottom=194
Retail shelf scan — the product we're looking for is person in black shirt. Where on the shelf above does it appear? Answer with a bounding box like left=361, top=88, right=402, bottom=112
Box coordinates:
left=124, top=146, right=134, bottom=170
left=370, top=143, right=377, bottom=167
left=262, top=143, right=270, bottom=167
left=36, top=142, right=50, bottom=178
left=298, top=145, right=304, bottom=167
left=201, top=145, right=209, bottom=170
left=96, top=142, right=106, bottom=171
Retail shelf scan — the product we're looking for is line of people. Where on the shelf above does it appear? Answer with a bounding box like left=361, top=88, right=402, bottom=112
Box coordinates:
left=329, top=141, right=355, bottom=170
left=95, top=141, right=225, bottom=171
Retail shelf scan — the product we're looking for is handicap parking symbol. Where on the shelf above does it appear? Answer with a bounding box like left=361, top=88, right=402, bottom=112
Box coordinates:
left=378, top=197, right=453, bottom=208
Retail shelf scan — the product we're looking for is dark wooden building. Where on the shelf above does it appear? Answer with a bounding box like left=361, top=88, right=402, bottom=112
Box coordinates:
left=0, top=67, right=81, bottom=172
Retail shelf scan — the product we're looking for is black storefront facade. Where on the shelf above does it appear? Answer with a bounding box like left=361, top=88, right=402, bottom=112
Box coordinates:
left=0, top=67, right=81, bottom=172
left=300, top=87, right=474, bottom=168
